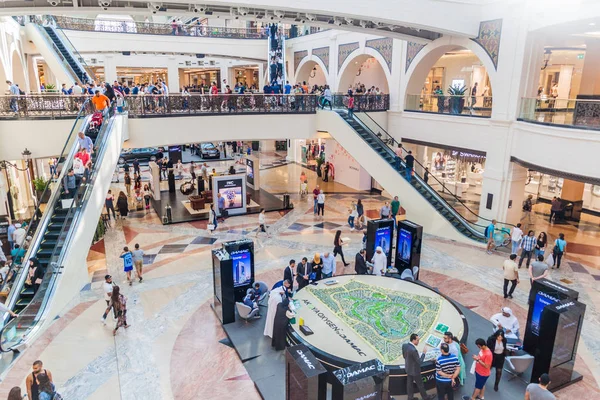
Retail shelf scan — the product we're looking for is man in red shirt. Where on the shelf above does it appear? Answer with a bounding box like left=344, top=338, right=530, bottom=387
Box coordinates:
left=312, top=185, right=320, bottom=215
left=463, top=338, right=492, bottom=400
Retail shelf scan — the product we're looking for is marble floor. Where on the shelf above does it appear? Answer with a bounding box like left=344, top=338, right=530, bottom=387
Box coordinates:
left=2, top=166, right=600, bottom=400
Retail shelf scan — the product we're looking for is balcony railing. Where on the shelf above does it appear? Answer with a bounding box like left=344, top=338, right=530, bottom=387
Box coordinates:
left=405, top=94, right=492, bottom=118
left=518, top=97, right=600, bottom=130
left=0, top=95, right=94, bottom=119
left=331, top=94, right=390, bottom=112
left=53, top=16, right=279, bottom=39
left=125, top=94, right=319, bottom=117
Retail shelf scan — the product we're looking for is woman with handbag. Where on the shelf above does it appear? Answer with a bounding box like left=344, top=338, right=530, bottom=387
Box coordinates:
left=552, top=233, right=567, bottom=269
left=36, top=373, right=62, bottom=400
left=27, top=258, right=44, bottom=295
left=109, top=285, right=130, bottom=336
left=487, top=329, right=508, bottom=392
left=333, top=230, right=350, bottom=267
left=208, top=204, right=218, bottom=233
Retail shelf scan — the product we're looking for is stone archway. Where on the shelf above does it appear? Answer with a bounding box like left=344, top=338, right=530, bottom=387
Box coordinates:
left=337, top=52, right=390, bottom=94
left=295, top=58, right=329, bottom=88
left=11, top=49, right=27, bottom=90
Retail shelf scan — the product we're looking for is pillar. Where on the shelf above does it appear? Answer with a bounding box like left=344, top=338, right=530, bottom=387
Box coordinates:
left=167, top=57, right=180, bottom=93
left=498, top=163, right=528, bottom=226
left=258, top=63, right=265, bottom=88
left=260, top=140, right=276, bottom=152
left=561, top=180, right=584, bottom=202
left=578, top=40, right=600, bottom=95
left=104, top=55, right=117, bottom=84
left=219, top=65, right=229, bottom=92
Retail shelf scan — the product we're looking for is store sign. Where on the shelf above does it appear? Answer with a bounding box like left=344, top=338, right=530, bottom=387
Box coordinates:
left=577, top=54, right=585, bottom=60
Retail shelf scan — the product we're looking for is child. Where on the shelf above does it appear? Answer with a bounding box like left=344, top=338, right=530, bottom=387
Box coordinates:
left=252, top=282, right=262, bottom=301
left=120, top=246, right=134, bottom=286
left=300, top=180, right=308, bottom=195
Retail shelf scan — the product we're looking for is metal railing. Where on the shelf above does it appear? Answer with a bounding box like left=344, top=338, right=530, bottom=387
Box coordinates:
left=0, top=95, right=94, bottom=119
left=353, top=112, right=513, bottom=238
left=53, top=15, right=278, bottom=39
left=125, top=94, right=318, bottom=117
left=0, top=103, right=117, bottom=353
left=518, top=97, right=600, bottom=130
left=405, top=94, right=492, bottom=117
left=331, top=94, right=390, bottom=112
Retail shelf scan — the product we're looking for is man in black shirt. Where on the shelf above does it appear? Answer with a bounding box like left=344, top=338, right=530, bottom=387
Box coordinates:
left=355, top=249, right=368, bottom=275
left=405, top=150, right=415, bottom=181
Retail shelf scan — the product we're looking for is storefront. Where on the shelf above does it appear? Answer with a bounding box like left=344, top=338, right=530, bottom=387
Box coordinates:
left=116, top=67, right=169, bottom=86
left=179, top=68, right=220, bottom=91
left=402, top=139, right=486, bottom=201
left=524, top=172, right=600, bottom=213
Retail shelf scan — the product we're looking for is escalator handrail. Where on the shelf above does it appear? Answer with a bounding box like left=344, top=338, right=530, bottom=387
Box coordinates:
left=0, top=99, right=91, bottom=311
left=0, top=104, right=117, bottom=353
left=48, top=17, right=96, bottom=83
left=34, top=24, right=86, bottom=85
left=355, top=112, right=514, bottom=230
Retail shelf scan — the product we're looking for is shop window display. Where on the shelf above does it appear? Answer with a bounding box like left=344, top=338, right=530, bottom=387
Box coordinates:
left=524, top=171, right=600, bottom=213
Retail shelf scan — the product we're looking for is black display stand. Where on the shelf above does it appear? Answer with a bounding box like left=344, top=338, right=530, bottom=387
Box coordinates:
left=168, top=145, right=183, bottom=164
left=168, top=172, right=175, bottom=193
left=395, top=220, right=423, bottom=279
left=285, top=344, right=327, bottom=400
left=366, top=218, right=395, bottom=267
left=331, top=359, right=387, bottom=399
left=198, top=177, right=205, bottom=193
left=211, top=239, right=255, bottom=325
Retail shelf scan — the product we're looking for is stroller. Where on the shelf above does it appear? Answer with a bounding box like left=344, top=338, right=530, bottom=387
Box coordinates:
left=86, top=111, right=104, bottom=140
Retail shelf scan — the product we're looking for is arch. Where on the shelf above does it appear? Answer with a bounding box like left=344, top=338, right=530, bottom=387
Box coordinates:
left=294, top=56, right=330, bottom=87
left=11, top=49, right=26, bottom=90
left=403, top=36, right=497, bottom=100
left=337, top=50, right=390, bottom=94
left=0, top=57, right=7, bottom=88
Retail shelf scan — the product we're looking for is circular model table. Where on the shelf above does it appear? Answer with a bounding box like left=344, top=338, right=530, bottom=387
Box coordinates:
left=287, top=275, right=468, bottom=395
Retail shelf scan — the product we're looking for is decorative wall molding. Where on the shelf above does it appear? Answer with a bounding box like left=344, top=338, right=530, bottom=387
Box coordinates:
left=293, top=50, right=308, bottom=72
left=472, top=19, right=502, bottom=70
left=405, top=42, right=427, bottom=72
left=365, top=37, right=393, bottom=72
left=338, top=42, right=360, bottom=72
left=311, top=46, right=330, bottom=73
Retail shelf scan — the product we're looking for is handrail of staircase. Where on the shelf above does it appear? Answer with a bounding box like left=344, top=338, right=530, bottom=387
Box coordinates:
left=0, top=103, right=116, bottom=354
left=0, top=99, right=92, bottom=328
left=354, top=112, right=514, bottom=232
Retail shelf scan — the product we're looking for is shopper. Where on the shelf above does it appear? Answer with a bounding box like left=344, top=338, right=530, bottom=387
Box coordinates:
left=485, top=219, right=497, bottom=254
left=391, top=196, right=400, bottom=219
left=116, top=191, right=128, bottom=219
left=519, top=230, right=536, bottom=268
left=321, top=252, right=336, bottom=279
left=132, top=243, right=144, bottom=283
left=394, top=144, right=403, bottom=171
left=124, top=172, right=132, bottom=197
left=403, top=334, right=434, bottom=400
left=110, top=285, right=130, bottom=336
left=143, top=184, right=152, bottom=210
left=525, top=373, right=556, bottom=400
left=26, top=360, right=53, bottom=400
left=316, top=190, right=325, bottom=217
left=371, top=246, right=387, bottom=276
left=312, top=185, right=320, bottom=215
left=296, top=257, right=311, bottom=290
left=552, top=233, right=567, bottom=269
left=28, top=258, right=44, bottom=295
left=380, top=201, right=391, bottom=219
left=217, top=193, right=227, bottom=223
left=511, top=223, right=523, bottom=255
left=355, top=249, right=368, bottom=275
left=522, top=194, right=533, bottom=225
left=443, top=332, right=465, bottom=386
left=462, top=338, right=492, bottom=400
left=535, top=232, right=547, bottom=259
left=120, top=246, right=134, bottom=286
left=347, top=93, right=355, bottom=118
left=423, top=167, right=430, bottom=184
left=37, top=372, right=60, bottom=400
left=435, top=343, right=461, bottom=400
left=404, top=150, right=415, bottom=181
left=502, top=254, right=519, bottom=299
left=271, top=297, right=295, bottom=351
left=310, top=253, right=323, bottom=281
left=256, top=208, right=270, bottom=238
left=283, top=259, right=296, bottom=290
left=530, top=254, right=549, bottom=283
left=105, top=190, right=117, bottom=220
left=101, top=274, right=116, bottom=324
left=348, top=202, right=358, bottom=230
left=7, top=221, right=16, bottom=250
left=487, top=330, right=508, bottom=392
left=550, top=197, right=561, bottom=223
left=333, top=230, right=350, bottom=267
left=7, top=387, right=24, bottom=400
left=356, top=199, right=365, bottom=229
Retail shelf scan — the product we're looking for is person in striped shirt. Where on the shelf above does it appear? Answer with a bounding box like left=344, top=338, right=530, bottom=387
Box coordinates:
left=519, top=230, right=536, bottom=268
left=436, top=343, right=461, bottom=400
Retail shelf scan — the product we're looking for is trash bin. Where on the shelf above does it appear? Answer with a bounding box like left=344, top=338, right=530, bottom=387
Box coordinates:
left=283, top=193, right=290, bottom=209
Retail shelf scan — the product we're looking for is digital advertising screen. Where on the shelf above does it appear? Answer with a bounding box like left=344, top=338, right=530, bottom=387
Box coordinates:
left=398, top=228, right=413, bottom=264
left=551, top=311, right=581, bottom=368
left=231, top=249, right=252, bottom=287
left=168, top=145, right=182, bottom=163
left=531, top=291, right=559, bottom=336
left=217, top=178, right=244, bottom=209
left=374, top=226, right=392, bottom=257
left=246, top=159, right=255, bottom=186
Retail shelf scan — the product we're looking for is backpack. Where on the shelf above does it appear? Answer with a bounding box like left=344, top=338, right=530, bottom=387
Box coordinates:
left=484, top=224, right=492, bottom=238
left=52, top=392, right=64, bottom=400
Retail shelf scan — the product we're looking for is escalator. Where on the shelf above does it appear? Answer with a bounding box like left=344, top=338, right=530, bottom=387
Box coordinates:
left=331, top=110, right=511, bottom=243
left=0, top=103, right=124, bottom=360
left=43, top=26, right=88, bottom=83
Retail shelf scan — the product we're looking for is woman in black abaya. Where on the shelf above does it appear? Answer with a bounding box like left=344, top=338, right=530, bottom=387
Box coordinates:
left=271, top=298, right=295, bottom=351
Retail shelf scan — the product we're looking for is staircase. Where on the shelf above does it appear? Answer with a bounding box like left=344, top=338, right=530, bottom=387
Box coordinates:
left=43, top=26, right=88, bottom=83
left=335, top=110, right=487, bottom=243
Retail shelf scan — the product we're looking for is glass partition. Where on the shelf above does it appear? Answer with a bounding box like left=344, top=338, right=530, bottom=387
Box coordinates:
left=405, top=94, right=492, bottom=117
left=518, top=97, right=598, bottom=129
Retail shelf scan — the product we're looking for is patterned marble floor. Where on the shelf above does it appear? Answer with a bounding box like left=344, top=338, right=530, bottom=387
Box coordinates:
left=2, top=177, right=600, bottom=399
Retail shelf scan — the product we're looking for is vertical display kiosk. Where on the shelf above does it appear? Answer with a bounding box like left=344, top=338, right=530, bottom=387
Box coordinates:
left=211, top=239, right=255, bottom=325
left=365, top=219, right=394, bottom=267
left=212, top=174, right=247, bottom=216
left=245, top=155, right=260, bottom=191
left=285, top=344, right=327, bottom=400
left=395, top=220, right=423, bottom=280
left=331, top=359, right=387, bottom=399
left=524, top=279, right=582, bottom=388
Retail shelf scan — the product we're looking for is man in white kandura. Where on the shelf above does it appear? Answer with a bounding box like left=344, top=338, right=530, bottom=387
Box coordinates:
left=264, top=286, right=285, bottom=338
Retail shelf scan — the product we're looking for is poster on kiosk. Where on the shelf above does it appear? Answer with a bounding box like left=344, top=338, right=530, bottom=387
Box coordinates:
left=395, top=220, right=423, bottom=280
left=211, top=239, right=255, bottom=325
left=212, top=174, right=247, bottom=216
left=365, top=219, right=394, bottom=268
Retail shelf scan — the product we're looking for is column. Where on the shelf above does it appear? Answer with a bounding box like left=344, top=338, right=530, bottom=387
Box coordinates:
left=389, top=39, right=404, bottom=112
left=219, top=65, right=229, bottom=92
left=578, top=40, right=600, bottom=95
left=497, top=163, right=528, bottom=226
left=167, top=57, right=180, bottom=93
left=260, top=140, right=276, bottom=152
left=258, top=63, right=265, bottom=88
left=104, top=55, right=117, bottom=84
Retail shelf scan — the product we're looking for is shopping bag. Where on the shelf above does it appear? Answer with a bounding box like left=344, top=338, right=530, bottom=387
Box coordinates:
left=546, top=253, right=554, bottom=267
left=470, top=360, right=476, bottom=375
left=207, top=224, right=216, bottom=231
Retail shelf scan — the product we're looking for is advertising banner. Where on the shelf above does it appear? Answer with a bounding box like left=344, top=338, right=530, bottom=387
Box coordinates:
left=212, top=174, right=247, bottom=215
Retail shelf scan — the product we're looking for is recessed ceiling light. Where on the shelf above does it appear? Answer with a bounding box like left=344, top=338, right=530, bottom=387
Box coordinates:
left=590, top=22, right=596, bottom=26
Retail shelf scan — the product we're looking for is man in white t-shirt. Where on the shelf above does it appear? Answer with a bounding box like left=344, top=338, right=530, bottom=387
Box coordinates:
left=12, top=223, right=26, bottom=247
left=511, top=223, right=523, bottom=255
left=101, top=275, right=117, bottom=324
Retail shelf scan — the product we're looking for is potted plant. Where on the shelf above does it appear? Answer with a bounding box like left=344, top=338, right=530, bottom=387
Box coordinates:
left=315, top=155, right=324, bottom=177
left=33, top=177, right=51, bottom=203
left=447, top=85, right=467, bottom=115
left=45, top=83, right=58, bottom=93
